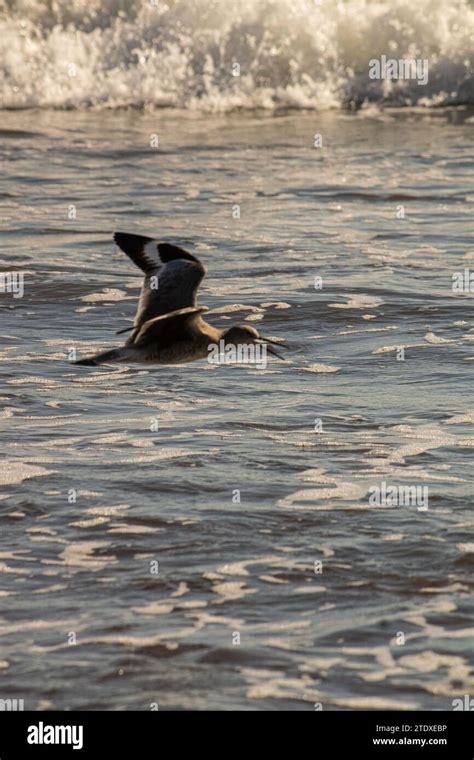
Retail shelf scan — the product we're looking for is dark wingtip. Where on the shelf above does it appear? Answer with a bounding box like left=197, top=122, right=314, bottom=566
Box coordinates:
left=113, top=232, right=158, bottom=274
left=113, top=233, right=202, bottom=270
left=114, top=231, right=155, bottom=250
left=157, top=243, right=201, bottom=265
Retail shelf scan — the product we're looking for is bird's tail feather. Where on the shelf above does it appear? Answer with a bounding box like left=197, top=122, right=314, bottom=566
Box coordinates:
left=73, top=348, right=130, bottom=367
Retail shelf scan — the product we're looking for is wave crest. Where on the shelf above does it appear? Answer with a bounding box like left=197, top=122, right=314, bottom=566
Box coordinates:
left=1, top=0, right=473, bottom=110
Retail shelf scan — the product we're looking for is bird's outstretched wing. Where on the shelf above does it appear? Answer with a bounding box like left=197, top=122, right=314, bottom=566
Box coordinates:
left=113, top=232, right=207, bottom=342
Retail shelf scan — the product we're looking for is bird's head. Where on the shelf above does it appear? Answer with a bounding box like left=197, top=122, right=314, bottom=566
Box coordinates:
left=221, top=324, right=286, bottom=358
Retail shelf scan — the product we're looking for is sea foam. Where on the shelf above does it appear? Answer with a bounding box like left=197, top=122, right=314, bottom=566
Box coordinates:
left=0, top=0, right=473, bottom=110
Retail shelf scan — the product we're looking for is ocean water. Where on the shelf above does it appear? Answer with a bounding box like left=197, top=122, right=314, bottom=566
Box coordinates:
left=0, top=0, right=473, bottom=711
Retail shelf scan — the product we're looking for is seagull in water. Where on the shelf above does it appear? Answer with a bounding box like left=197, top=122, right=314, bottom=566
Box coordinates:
left=74, top=232, right=286, bottom=367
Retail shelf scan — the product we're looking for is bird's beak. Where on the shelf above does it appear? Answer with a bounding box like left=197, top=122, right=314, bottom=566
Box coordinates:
left=266, top=345, right=285, bottom=359
left=257, top=337, right=288, bottom=360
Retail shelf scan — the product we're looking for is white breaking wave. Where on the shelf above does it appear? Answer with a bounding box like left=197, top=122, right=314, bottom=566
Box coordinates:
left=0, top=0, right=473, bottom=110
